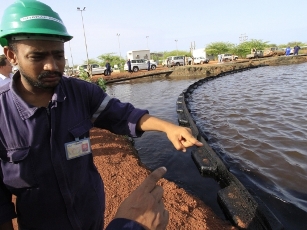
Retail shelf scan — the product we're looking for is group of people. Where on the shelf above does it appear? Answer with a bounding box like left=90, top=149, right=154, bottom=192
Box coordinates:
left=0, top=1, right=203, bottom=229
left=286, top=45, right=301, bottom=56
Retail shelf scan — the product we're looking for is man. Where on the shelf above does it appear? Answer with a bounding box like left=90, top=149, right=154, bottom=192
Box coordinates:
left=0, top=54, right=12, bottom=87
left=147, top=60, right=150, bottom=71
left=127, top=59, right=132, bottom=73
left=0, top=1, right=203, bottom=229
left=105, top=60, right=111, bottom=76
left=293, top=45, right=301, bottom=55
left=285, top=46, right=291, bottom=56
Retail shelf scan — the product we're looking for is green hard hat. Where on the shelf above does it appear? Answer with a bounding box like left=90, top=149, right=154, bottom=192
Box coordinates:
left=0, top=0, right=73, bottom=47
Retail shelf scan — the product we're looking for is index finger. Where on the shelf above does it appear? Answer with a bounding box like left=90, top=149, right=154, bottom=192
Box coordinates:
left=138, top=167, right=167, bottom=193
left=179, top=132, right=203, bottom=147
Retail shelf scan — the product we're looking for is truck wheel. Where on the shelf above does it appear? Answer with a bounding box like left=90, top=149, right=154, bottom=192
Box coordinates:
left=176, top=62, right=180, bottom=66
left=133, top=67, right=139, bottom=72
left=151, top=65, right=156, bottom=70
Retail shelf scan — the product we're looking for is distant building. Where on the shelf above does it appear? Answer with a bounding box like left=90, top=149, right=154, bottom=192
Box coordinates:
left=127, top=50, right=150, bottom=60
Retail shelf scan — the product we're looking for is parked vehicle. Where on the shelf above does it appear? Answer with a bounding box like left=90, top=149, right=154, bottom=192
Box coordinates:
left=193, top=57, right=210, bottom=64
left=76, top=64, right=112, bottom=76
left=124, top=59, right=157, bottom=72
left=192, top=48, right=210, bottom=64
left=263, top=47, right=285, bottom=57
left=246, top=50, right=264, bottom=59
left=221, top=54, right=238, bottom=61
left=167, top=56, right=184, bottom=67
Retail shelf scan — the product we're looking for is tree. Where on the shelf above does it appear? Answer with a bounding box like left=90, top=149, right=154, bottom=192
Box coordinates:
left=97, top=53, right=126, bottom=70
left=279, top=41, right=306, bottom=48
left=83, top=58, right=100, bottom=65
left=162, top=50, right=190, bottom=59
left=205, top=42, right=235, bottom=57
left=236, top=39, right=269, bottom=57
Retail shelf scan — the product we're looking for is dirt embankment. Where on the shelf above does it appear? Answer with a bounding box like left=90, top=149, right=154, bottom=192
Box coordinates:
left=91, top=55, right=307, bottom=83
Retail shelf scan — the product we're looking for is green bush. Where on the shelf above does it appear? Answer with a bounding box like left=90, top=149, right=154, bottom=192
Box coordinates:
left=96, top=78, right=106, bottom=91
left=77, top=68, right=106, bottom=92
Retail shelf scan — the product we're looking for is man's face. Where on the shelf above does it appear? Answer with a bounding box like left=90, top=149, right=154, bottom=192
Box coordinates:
left=1, top=59, right=13, bottom=76
left=13, top=40, right=65, bottom=89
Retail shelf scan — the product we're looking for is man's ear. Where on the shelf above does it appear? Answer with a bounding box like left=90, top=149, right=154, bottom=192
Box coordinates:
left=3, top=46, right=18, bottom=66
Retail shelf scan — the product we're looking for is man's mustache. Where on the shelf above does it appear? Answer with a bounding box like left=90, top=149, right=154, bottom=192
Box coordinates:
left=38, top=71, right=62, bottom=79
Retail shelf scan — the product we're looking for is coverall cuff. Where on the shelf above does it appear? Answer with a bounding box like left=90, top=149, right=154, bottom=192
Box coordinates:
left=128, top=109, right=148, bottom=137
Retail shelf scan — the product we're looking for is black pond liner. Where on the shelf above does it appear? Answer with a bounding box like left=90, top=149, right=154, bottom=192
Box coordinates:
left=176, top=66, right=284, bottom=230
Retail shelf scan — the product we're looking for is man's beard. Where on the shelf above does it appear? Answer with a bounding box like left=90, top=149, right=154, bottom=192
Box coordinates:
left=20, top=68, right=62, bottom=89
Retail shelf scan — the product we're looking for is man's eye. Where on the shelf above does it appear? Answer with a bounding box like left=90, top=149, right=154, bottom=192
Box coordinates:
left=30, top=56, right=43, bottom=60
left=55, top=55, right=64, bottom=59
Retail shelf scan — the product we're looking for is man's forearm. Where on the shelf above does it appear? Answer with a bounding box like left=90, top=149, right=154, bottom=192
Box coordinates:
left=136, top=114, right=176, bottom=132
left=136, top=114, right=203, bottom=152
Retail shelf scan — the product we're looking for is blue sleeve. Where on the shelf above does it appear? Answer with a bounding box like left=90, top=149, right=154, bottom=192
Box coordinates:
left=106, top=218, right=145, bottom=230
left=93, top=97, right=148, bottom=137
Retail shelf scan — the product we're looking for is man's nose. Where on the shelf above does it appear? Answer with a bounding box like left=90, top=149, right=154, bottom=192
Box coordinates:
left=44, top=57, right=59, bottom=71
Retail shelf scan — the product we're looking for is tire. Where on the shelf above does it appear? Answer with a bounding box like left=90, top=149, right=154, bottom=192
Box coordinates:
left=133, top=67, right=139, bottom=72
left=151, top=65, right=156, bottom=70
left=176, top=62, right=180, bottom=66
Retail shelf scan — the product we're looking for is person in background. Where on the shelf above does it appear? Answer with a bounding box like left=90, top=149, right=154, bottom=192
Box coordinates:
left=285, top=46, right=291, bottom=56
left=127, top=59, right=132, bottom=73
left=147, top=59, right=150, bottom=71
left=217, top=54, right=221, bottom=63
left=105, top=60, right=111, bottom=76
left=293, top=45, right=301, bottom=55
left=0, top=54, right=13, bottom=87
left=0, top=1, right=203, bottom=229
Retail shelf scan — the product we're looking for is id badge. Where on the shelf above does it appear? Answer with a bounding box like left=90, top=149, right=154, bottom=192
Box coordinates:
left=64, top=138, right=91, bottom=160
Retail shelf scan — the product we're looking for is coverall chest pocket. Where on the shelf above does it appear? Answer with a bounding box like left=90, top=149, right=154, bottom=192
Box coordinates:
left=68, top=118, right=93, bottom=140
left=0, top=147, right=37, bottom=189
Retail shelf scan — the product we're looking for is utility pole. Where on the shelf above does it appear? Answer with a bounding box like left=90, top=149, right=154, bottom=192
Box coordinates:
left=239, top=33, right=248, bottom=43
left=175, top=39, right=178, bottom=56
left=68, top=41, right=75, bottom=76
left=116, top=33, right=121, bottom=58
left=146, top=36, right=149, bottom=49
left=77, top=7, right=91, bottom=77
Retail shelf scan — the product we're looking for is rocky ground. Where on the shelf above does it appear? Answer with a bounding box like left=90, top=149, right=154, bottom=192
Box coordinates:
left=91, top=128, right=236, bottom=229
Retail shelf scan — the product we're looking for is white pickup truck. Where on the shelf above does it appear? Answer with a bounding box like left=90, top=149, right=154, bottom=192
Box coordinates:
left=221, top=54, right=238, bottom=61
left=124, top=59, right=157, bottom=72
left=76, top=64, right=112, bottom=76
left=193, top=57, right=210, bottom=64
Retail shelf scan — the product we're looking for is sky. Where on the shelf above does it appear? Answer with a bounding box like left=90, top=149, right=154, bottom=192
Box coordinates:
left=1, top=0, right=306, bottom=66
